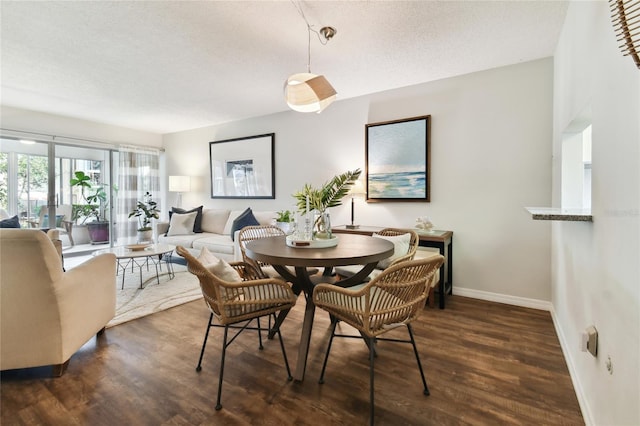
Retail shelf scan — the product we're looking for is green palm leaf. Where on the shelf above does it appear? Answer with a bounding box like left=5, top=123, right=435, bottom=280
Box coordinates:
left=293, top=169, right=362, bottom=214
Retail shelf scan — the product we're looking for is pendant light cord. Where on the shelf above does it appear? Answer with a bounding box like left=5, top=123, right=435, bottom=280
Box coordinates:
left=290, top=0, right=330, bottom=73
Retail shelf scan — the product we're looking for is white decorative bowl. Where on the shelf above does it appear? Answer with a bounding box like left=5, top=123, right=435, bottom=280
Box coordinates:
left=286, top=235, right=339, bottom=248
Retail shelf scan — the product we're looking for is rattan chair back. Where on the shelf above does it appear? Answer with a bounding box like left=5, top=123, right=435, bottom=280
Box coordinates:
left=314, top=255, right=444, bottom=338
left=176, top=245, right=296, bottom=325
left=376, top=227, right=420, bottom=267
left=237, top=225, right=286, bottom=277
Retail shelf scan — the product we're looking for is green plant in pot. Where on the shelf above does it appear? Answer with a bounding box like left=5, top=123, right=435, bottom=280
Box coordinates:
left=274, top=209, right=294, bottom=234
left=293, top=168, right=361, bottom=239
left=128, top=192, right=160, bottom=243
left=70, top=171, right=111, bottom=244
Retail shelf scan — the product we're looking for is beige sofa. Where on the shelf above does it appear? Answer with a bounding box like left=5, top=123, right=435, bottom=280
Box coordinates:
left=156, top=208, right=276, bottom=262
left=0, top=229, right=117, bottom=376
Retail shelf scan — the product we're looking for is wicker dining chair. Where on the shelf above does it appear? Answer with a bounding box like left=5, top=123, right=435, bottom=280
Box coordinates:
left=313, top=255, right=445, bottom=425
left=238, top=225, right=318, bottom=279
left=237, top=225, right=287, bottom=278
left=176, top=245, right=297, bottom=410
left=334, top=228, right=420, bottom=281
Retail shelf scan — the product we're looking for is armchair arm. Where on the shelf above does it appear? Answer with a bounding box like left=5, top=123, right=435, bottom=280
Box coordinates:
left=215, top=275, right=296, bottom=320
left=229, top=261, right=263, bottom=281
left=155, top=221, right=170, bottom=236
left=55, top=253, right=116, bottom=358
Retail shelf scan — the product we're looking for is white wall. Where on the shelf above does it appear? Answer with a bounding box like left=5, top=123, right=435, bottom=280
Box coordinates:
left=1, top=105, right=162, bottom=148
left=164, top=58, right=554, bottom=304
left=552, top=2, right=640, bottom=425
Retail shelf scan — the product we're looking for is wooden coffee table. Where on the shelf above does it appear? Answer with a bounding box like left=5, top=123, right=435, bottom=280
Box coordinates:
left=93, top=243, right=176, bottom=289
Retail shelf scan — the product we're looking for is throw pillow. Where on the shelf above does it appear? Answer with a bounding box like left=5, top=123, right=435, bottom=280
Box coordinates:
left=170, top=206, right=204, bottom=233
left=0, top=215, right=21, bottom=228
left=197, top=247, right=242, bottom=282
left=208, top=258, right=243, bottom=283
left=373, top=232, right=411, bottom=269
left=166, top=211, right=198, bottom=236
left=197, top=246, right=218, bottom=267
left=230, top=207, right=259, bottom=241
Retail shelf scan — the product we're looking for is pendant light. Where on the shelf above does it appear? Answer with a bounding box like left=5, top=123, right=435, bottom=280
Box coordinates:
left=285, top=4, right=337, bottom=113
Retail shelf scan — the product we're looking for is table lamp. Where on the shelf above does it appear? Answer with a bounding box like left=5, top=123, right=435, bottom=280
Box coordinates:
left=346, top=178, right=366, bottom=229
left=169, top=176, right=191, bottom=208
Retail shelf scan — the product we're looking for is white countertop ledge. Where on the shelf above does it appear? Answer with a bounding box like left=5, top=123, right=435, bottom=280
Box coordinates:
left=525, top=207, right=593, bottom=222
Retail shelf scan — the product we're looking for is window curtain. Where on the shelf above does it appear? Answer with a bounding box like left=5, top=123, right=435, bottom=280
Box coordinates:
left=116, top=147, right=161, bottom=244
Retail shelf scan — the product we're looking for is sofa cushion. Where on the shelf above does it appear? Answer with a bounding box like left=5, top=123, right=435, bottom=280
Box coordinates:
left=192, top=234, right=235, bottom=256
left=0, top=215, right=20, bottom=228
left=201, top=209, right=230, bottom=234
left=166, top=211, right=198, bottom=236
left=159, top=233, right=204, bottom=248
left=171, top=206, right=203, bottom=233
left=229, top=208, right=260, bottom=241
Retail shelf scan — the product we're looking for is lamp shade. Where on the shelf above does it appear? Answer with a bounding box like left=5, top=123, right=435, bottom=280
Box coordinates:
left=348, top=177, right=366, bottom=196
left=169, top=175, right=191, bottom=193
left=285, top=73, right=337, bottom=113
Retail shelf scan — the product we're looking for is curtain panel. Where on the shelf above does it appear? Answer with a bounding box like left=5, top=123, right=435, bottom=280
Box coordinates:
left=116, top=149, right=161, bottom=243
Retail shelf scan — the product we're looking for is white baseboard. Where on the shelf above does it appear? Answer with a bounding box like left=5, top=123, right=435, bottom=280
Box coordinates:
left=549, top=306, right=594, bottom=426
left=453, top=286, right=553, bottom=311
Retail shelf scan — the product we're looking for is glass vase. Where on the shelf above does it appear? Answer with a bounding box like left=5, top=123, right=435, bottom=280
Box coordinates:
left=314, top=211, right=332, bottom=239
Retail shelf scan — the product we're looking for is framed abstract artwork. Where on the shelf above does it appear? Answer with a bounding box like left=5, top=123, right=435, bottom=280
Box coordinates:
left=365, top=115, right=431, bottom=202
left=209, top=133, right=275, bottom=199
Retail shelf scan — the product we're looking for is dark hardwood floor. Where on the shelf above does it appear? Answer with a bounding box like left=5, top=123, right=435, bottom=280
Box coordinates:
left=1, top=295, right=584, bottom=425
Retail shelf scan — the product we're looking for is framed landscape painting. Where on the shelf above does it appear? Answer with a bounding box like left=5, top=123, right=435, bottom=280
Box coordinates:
left=209, top=133, right=275, bottom=199
left=365, top=115, right=431, bottom=202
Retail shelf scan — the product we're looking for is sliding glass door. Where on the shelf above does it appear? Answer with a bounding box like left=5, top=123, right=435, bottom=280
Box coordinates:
left=1, top=138, right=114, bottom=254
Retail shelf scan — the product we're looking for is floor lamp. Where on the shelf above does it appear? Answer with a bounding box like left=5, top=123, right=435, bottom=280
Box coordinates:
left=169, top=176, right=191, bottom=208
left=346, top=178, right=366, bottom=229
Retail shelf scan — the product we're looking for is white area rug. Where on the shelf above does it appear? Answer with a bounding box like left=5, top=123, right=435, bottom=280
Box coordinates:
left=107, top=263, right=202, bottom=328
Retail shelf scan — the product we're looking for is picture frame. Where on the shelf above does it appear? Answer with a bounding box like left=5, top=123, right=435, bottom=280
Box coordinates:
left=209, top=133, right=275, bottom=199
left=365, top=115, right=431, bottom=202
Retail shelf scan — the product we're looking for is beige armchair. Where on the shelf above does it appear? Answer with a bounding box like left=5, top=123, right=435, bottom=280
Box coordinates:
left=0, top=229, right=116, bottom=376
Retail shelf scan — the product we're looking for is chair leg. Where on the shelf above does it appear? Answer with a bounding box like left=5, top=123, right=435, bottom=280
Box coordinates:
left=368, top=336, right=375, bottom=426
left=273, top=313, right=293, bottom=381
left=256, top=317, right=264, bottom=350
left=216, top=325, right=229, bottom=410
left=407, top=324, right=430, bottom=396
left=196, top=313, right=214, bottom=372
left=318, top=319, right=338, bottom=384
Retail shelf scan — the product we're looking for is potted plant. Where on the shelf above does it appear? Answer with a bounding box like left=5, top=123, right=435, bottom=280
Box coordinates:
left=293, top=169, right=361, bottom=239
left=70, top=171, right=111, bottom=244
left=128, top=192, right=160, bottom=243
left=274, top=209, right=294, bottom=234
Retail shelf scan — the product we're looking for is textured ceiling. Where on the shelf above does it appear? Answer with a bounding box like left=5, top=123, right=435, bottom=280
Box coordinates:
left=1, top=1, right=569, bottom=134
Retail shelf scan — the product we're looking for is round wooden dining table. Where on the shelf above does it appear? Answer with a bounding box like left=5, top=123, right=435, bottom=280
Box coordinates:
left=245, top=233, right=394, bottom=381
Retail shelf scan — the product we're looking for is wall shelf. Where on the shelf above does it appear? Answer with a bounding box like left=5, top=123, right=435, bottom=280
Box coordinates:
left=525, top=207, right=593, bottom=222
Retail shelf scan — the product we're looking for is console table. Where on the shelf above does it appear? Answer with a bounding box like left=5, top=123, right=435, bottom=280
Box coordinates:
left=332, top=225, right=453, bottom=309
